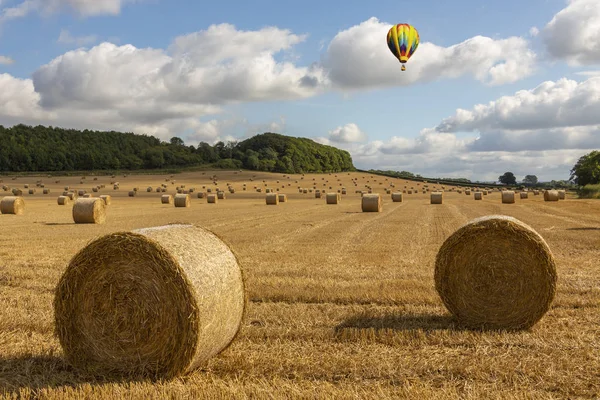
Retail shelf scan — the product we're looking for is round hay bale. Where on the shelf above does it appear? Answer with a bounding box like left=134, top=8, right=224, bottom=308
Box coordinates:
left=207, top=194, right=217, bottom=204
left=326, top=193, right=340, bottom=204
left=217, top=191, right=225, bottom=200
left=174, top=194, right=190, bottom=208
left=361, top=194, right=382, bottom=212
left=465, top=190, right=471, bottom=195
left=99, top=195, right=112, bottom=206
left=161, top=195, right=173, bottom=205
left=266, top=193, right=279, bottom=205
left=315, top=191, right=322, bottom=199
left=557, top=190, right=566, bottom=200
left=83, top=193, right=92, bottom=198
left=72, top=198, right=106, bottom=224
left=58, top=196, right=71, bottom=205
left=501, top=191, right=515, bottom=204
left=520, top=192, right=529, bottom=199
left=434, top=215, right=556, bottom=330
left=533, top=190, right=540, bottom=195
left=430, top=192, right=443, bottom=204
left=128, top=191, right=136, bottom=197
left=474, top=192, right=483, bottom=200
left=0, top=196, right=25, bottom=215
left=78, top=190, right=86, bottom=196
left=53, top=224, right=246, bottom=379
left=197, top=192, right=206, bottom=199
left=544, top=190, right=559, bottom=201
left=28, top=188, right=36, bottom=195
left=12, top=188, right=23, bottom=196
left=92, top=187, right=99, bottom=193
left=147, top=187, right=153, bottom=192
left=391, top=192, right=403, bottom=202
left=278, top=193, right=287, bottom=203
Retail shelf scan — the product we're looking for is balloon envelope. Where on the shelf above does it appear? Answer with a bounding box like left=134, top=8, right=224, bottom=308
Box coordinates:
left=387, top=24, right=419, bottom=64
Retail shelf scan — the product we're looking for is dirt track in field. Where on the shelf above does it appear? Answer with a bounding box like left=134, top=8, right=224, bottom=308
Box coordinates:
left=1, top=171, right=599, bottom=399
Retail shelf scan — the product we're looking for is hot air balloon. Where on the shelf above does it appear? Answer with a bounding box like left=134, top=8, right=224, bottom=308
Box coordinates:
left=387, top=24, right=419, bottom=71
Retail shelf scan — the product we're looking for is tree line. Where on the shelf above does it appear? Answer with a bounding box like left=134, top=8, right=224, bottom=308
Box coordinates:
left=0, top=125, right=355, bottom=174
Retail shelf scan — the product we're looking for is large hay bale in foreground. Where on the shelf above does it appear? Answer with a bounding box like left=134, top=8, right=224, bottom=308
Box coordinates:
left=430, top=192, right=443, bottom=204
left=1, top=196, right=25, bottom=215
left=391, top=192, right=403, bottom=202
left=54, top=224, right=246, bottom=379
left=502, top=191, right=515, bottom=204
left=362, top=194, right=382, bottom=212
left=326, top=193, right=340, bottom=204
left=73, top=198, right=106, bottom=224
left=544, top=190, right=559, bottom=202
left=266, top=193, right=279, bottom=205
left=57, top=195, right=70, bottom=205
left=435, top=215, right=556, bottom=330
left=174, top=194, right=190, bottom=208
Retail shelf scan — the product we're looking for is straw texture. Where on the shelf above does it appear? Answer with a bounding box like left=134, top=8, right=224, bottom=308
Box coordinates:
left=435, top=215, right=557, bottom=330
left=1, top=196, right=25, bottom=215
left=361, top=194, right=382, bottom=212
left=72, top=198, right=106, bottom=224
left=54, top=224, right=246, bottom=379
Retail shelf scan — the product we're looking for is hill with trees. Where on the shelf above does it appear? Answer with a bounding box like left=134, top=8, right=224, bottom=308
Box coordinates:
left=0, top=125, right=354, bottom=174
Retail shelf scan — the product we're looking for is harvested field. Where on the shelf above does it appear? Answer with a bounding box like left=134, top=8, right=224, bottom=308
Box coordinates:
left=0, top=170, right=598, bottom=399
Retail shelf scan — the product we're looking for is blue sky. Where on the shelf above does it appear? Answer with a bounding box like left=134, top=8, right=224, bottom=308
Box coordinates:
left=0, top=0, right=599, bottom=181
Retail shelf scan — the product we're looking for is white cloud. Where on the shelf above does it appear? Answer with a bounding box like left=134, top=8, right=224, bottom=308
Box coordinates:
left=322, top=17, right=537, bottom=91
left=435, top=77, right=600, bottom=132
left=575, top=70, right=600, bottom=76
left=541, top=0, right=600, bottom=65
left=529, top=26, right=539, bottom=37
left=57, top=29, right=98, bottom=46
left=0, top=55, right=14, bottom=64
left=327, top=123, right=367, bottom=143
left=0, top=0, right=135, bottom=22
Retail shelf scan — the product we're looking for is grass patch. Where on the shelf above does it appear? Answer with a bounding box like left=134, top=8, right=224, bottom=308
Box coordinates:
left=577, top=184, right=600, bottom=199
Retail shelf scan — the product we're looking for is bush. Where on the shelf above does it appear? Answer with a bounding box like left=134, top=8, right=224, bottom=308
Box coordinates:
left=577, top=184, right=600, bottom=199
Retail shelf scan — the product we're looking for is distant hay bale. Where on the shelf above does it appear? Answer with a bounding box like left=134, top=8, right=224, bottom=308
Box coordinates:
left=391, top=192, right=403, bottom=202
left=12, top=188, right=23, bottom=196
left=430, top=192, right=443, bottom=204
left=361, top=194, right=382, bottom=212
left=174, top=194, right=190, bottom=208
left=161, top=195, right=173, bottom=204
left=315, top=191, right=322, bottom=198
left=197, top=192, right=206, bottom=199
left=128, top=191, right=136, bottom=197
left=1, top=196, right=25, bottom=215
left=28, top=188, right=36, bottom=195
left=474, top=192, right=483, bottom=200
left=58, top=196, right=70, bottom=205
left=326, top=193, right=340, bottom=204
left=53, top=224, right=246, bottom=379
left=465, top=190, right=471, bottom=195
left=266, top=193, right=279, bottom=205
left=534, top=190, right=540, bottom=195
left=407, top=190, right=412, bottom=194
left=24, top=184, right=29, bottom=188
left=520, top=192, right=529, bottom=199
left=435, top=215, right=557, bottom=330
left=544, top=190, right=559, bottom=202
left=278, top=194, right=287, bottom=203
left=73, top=198, right=106, bottom=224
left=83, top=194, right=92, bottom=198
left=217, top=191, right=225, bottom=200
left=99, top=195, right=112, bottom=206
left=114, top=185, right=119, bottom=190
left=502, top=191, right=515, bottom=204
left=558, top=190, right=566, bottom=200
left=207, top=194, right=218, bottom=204
left=92, top=187, right=99, bottom=193
left=147, top=187, right=153, bottom=192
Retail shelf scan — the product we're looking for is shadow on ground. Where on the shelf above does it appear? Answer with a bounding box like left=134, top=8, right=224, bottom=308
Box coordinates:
left=0, top=355, right=149, bottom=395
left=566, top=227, right=600, bottom=231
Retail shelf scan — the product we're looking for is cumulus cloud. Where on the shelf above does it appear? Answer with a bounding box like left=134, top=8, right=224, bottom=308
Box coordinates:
left=327, top=123, right=367, bottom=143
left=0, top=0, right=135, bottom=22
left=57, top=29, right=98, bottom=46
left=0, top=23, right=327, bottom=140
left=435, top=77, right=600, bottom=132
left=0, top=55, right=14, bottom=64
left=541, top=0, right=600, bottom=65
left=529, top=26, right=539, bottom=37
left=322, top=17, right=537, bottom=91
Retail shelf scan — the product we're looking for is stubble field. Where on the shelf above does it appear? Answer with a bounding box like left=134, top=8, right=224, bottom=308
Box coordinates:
left=0, top=170, right=599, bottom=399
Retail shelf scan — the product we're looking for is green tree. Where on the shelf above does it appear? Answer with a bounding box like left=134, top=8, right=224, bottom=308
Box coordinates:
left=570, top=151, right=600, bottom=186
left=498, top=172, right=517, bottom=185
left=522, top=175, right=538, bottom=185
